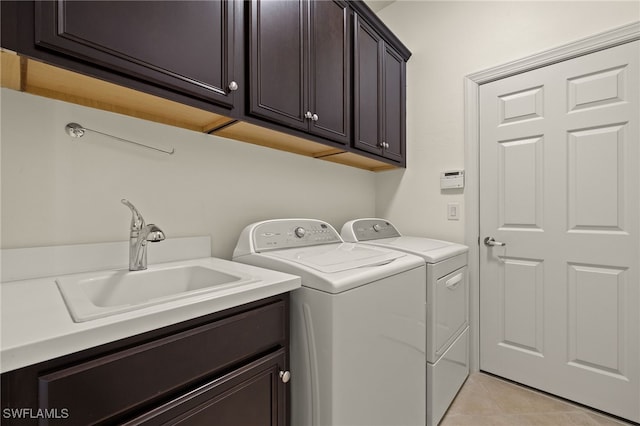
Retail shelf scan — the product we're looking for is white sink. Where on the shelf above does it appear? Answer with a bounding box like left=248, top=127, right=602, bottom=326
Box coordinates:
left=56, top=262, right=257, bottom=322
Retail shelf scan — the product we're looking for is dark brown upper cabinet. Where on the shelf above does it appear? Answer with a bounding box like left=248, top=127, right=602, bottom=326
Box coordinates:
left=34, top=0, right=239, bottom=110
left=353, top=13, right=406, bottom=164
left=1, top=0, right=410, bottom=170
left=249, top=0, right=351, bottom=145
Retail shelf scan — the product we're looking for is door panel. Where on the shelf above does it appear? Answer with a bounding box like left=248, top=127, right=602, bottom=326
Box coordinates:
left=499, top=257, right=544, bottom=356
left=567, top=264, right=627, bottom=377
left=480, top=41, right=639, bottom=423
left=568, top=125, right=626, bottom=231
left=498, top=136, right=544, bottom=229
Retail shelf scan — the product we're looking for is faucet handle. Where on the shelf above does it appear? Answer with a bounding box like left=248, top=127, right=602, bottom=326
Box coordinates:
left=121, top=199, right=145, bottom=231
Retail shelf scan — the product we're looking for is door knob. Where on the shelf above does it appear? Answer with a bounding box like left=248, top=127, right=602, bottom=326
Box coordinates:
left=312, top=113, right=319, bottom=121
left=484, top=237, right=506, bottom=247
left=305, top=111, right=313, bottom=119
left=228, top=81, right=238, bottom=91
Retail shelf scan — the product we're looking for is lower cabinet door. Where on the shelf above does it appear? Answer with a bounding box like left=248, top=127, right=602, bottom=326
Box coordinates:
left=125, top=349, right=288, bottom=426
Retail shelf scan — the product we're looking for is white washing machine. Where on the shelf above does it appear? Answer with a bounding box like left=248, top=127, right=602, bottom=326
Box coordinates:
left=342, top=218, right=470, bottom=426
left=233, top=219, right=427, bottom=426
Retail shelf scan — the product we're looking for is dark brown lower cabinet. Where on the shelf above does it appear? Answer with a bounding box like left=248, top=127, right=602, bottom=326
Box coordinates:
left=125, top=350, right=286, bottom=426
left=1, top=295, right=289, bottom=426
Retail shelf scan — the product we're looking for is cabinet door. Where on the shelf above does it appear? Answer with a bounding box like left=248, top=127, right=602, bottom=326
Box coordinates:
left=353, top=14, right=407, bottom=164
left=249, top=0, right=308, bottom=130
left=308, top=0, right=350, bottom=145
left=382, top=43, right=406, bottom=163
left=127, top=349, right=288, bottom=426
left=34, top=1, right=237, bottom=109
left=353, top=15, right=383, bottom=155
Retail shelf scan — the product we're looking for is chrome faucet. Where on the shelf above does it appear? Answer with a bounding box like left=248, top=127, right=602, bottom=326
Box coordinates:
left=121, top=199, right=166, bottom=271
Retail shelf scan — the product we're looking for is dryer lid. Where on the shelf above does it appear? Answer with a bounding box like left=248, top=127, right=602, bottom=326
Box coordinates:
left=374, top=236, right=450, bottom=252
left=341, top=218, right=467, bottom=263
left=263, top=242, right=405, bottom=273
left=362, top=236, right=468, bottom=263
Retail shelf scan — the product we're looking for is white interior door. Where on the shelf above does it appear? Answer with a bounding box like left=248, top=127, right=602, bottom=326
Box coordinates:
left=479, top=40, right=639, bottom=422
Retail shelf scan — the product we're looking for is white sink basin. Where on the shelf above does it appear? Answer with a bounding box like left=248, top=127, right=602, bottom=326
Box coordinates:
left=56, top=262, right=257, bottom=322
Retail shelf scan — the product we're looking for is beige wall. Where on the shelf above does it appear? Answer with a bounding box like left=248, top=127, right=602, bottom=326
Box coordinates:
left=0, top=90, right=376, bottom=258
left=374, top=1, right=639, bottom=243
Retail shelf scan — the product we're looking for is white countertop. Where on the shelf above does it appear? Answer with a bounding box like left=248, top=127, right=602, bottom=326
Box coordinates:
left=0, top=238, right=301, bottom=373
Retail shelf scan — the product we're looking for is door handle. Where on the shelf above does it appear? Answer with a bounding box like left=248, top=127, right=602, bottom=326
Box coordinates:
left=484, top=237, right=506, bottom=247
left=445, top=273, right=463, bottom=290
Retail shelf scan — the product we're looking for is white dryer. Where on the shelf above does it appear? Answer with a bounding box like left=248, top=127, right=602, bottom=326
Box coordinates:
left=233, top=219, right=427, bottom=426
left=342, top=218, right=470, bottom=426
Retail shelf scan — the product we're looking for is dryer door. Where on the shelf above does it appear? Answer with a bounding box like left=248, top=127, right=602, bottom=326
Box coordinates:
left=433, top=266, right=468, bottom=360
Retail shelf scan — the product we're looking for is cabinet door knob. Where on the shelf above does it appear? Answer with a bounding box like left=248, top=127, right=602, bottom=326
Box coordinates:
left=304, top=111, right=313, bottom=119
left=279, top=370, right=291, bottom=383
left=228, top=81, right=239, bottom=91
left=312, top=113, right=319, bottom=122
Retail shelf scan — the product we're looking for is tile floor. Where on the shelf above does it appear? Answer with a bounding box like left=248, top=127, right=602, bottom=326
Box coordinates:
left=440, top=372, right=635, bottom=426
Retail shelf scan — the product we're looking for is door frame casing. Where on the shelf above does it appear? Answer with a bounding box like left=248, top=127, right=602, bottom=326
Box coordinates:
left=463, top=21, right=640, bottom=372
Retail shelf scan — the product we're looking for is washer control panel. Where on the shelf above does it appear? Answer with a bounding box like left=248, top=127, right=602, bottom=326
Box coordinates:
left=350, top=219, right=401, bottom=241
left=253, top=219, right=342, bottom=251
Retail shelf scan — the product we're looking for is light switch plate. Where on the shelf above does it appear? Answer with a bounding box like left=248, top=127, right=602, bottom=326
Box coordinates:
left=447, top=203, right=460, bottom=220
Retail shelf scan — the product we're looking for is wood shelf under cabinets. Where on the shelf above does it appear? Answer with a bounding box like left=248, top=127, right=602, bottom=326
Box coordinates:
left=0, top=50, right=233, bottom=132
left=1, top=50, right=397, bottom=172
left=214, top=120, right=396, bottom=171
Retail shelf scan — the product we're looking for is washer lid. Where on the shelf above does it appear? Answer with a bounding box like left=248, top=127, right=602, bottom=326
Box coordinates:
left=263, top=243, right=405, bottom=273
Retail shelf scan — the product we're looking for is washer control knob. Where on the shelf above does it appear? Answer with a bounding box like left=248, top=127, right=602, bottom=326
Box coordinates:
left=373, top=224, right=382, bottom=232
left=294, top=227, right=306, bottom=238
